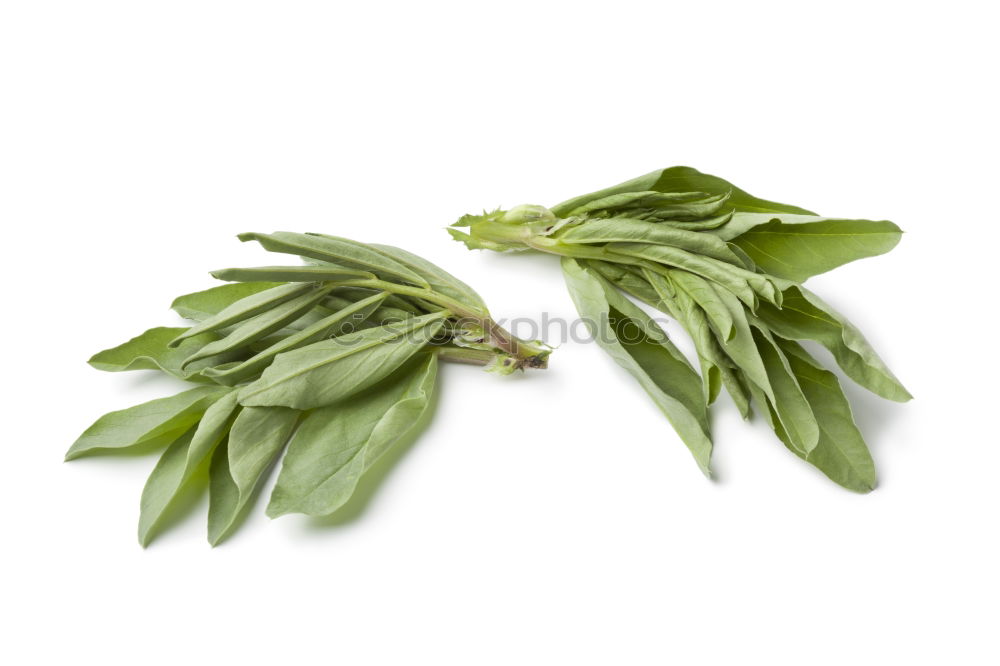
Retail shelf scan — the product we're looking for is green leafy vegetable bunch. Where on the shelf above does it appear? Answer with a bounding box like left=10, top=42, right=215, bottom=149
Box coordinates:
left=451, top=167, right=910, bottom=490
left=68, top=232, right=550, bottom=545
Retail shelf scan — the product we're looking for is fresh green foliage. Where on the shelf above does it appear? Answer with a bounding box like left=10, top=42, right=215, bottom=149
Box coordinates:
left=236, top=232, right=432, bottom=288
left=88, top=327, right=226, bottom=381
left=209, top=265, right=374, bottom=283
left=69, top=234, right=550, bottom=545
left=267, top=354, right=438, bottom=517
left=453, top=166, right=909, bottom=491
left=208, top=406, right=300, bottom=545
left=66, top=386, right=230, bottom=460
left=202, top=292, right=388, bottom=386
left=712, top=215, right=904, bottom=282
left=138, top=390, right=240, bottom=546
left=239, top=312, right=447, bottom=410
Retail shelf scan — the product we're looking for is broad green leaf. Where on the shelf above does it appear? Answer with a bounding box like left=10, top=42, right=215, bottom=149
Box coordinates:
left=550, top=166, right=814, bottom=217
left=561, top=258, right=713, bottom=475
left=238, top=231, right=430, bottom=288
left=207, top=444, right=239, bottom=545
left=239, top=312, right=447, bottom=410
left=368, top=243, right=488, bottom=314
left=267, top=354, right=438, bottom=517
left=203, top=292, right=388, bottom=386
left=713, top=214, right=903, bottom=282
left=207, top=406, right=299, bottom=544
left=88, top=326, right=228, bottom=381
left=180, top=287, right=333, bottom=369
left=607, top=242, right=785, bottom=309
left=209, top=265, right=374, bottom=283
left=557, top=218, right=747, bottom=267
left=169, top=282, right=314, bottom=347
left=749, top=326, right=819, bottom=455
left=137, top=390, right=240, bottom=546
left=777, top=339, right=877, bottom=492
left=171, top=282, right=284, bottom=321
left=755, top=286, right=911, bottom=402
left=66, top=386, right=229, bottom=460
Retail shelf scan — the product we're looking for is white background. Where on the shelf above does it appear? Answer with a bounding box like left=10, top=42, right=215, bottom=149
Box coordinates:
left=2, top=1, right=997, bottom=664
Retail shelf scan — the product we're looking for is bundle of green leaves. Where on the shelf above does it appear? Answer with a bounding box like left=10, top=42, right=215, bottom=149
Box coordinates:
left=68, top=232, right=550, bottom=545
left=451, top=167, right=910, bottom=491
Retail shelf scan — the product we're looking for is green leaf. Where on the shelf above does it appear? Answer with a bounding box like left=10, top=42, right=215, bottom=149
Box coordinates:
left=749, top=326, right=819, bottom=455
left=368, top=243, right=488, bottom=314
left=561, top=258, right=713, bottom=475
left=776, top=339, right=877, bottom=492
left=238, top=232, right=430, bottom=288
left=66, top=386, right=229, bottom=460
left=88, top=326, right=227, bottom=381
left=169, top=283, right=315, bottom=347
left=267, top=354, right=438, bottom=517
left=180, top=287, right=333, bottom=370
left=556, top=218, right=747, bottom=267
left=207, top=406, right=299, bottom=544
left=171, top=282, right=284, bottom=321
left=209, top=265, right=374, bottom=283
left=239, top=312, right=447, bottom=410
left=203, top=292, right=388, bottom=386
left=755, top=286, right=911, bottom=402
left=549, top=166, right=814, bottom=217
left=137, top=390, right=240, bottom=546
left=714, top=214, right=903, bottom=282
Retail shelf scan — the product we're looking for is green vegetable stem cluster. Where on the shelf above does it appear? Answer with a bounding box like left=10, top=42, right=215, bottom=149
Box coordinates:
left=69, top=166, right=913, bottom=547
left=451, top=166, right=910, bottom=491
left=68, top=232, right=550, bottom=545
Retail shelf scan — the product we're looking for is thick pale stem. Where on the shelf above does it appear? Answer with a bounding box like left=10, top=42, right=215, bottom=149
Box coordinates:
left=433, top=346, right=495, bottom=366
